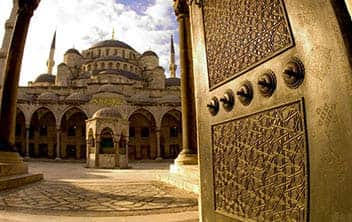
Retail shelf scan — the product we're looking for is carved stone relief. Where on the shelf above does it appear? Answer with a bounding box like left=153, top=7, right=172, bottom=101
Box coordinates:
left=212, top=100, right=308, bottom=221
left=203, top=0, right=294, bottom=89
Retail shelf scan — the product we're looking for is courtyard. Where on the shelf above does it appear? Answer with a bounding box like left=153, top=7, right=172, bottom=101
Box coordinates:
left=0, top=161, right=199, bottom=222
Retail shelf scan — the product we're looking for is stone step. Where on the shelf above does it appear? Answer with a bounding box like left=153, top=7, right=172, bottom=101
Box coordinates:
left=157, top=172, right=200, bottom=194
left=0, top=173, right=43, bottom=191
left=170, top=164, right=199, bottom=180
left=0, top=163, right=28, bottom=177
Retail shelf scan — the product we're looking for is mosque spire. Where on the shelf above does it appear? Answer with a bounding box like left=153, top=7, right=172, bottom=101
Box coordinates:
left=47, top=30, right=56, bottom=74
left=169, top=34, right=177, bottom=78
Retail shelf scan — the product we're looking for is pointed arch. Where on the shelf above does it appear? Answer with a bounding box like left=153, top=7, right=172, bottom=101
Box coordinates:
left=160, top=109, right=182, bottom=159
left=128, top=108, right=157, bottom=160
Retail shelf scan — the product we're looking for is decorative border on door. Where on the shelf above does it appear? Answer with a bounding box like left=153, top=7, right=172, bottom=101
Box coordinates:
left=203, top=0, right=295, bottom=90
left=211, top=99, right=309, bottom=221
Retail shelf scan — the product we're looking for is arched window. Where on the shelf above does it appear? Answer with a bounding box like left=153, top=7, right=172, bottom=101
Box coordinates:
left=40, top=125, right=48, bottom=136
left=122, top=50, right=125, bottom=58
left=106, top=48, right=110, bottom=56
left=100, top=128, right=114, bottom=154
left=123, top=64, right=127, bottom=70
left=68, top=125, right=76, bottom=136
left=108, top=62, right=113, bottom=69
left=114, top=49, right=118, bottom=55
left=116, top=63, right=120, bottom=69
left=101, top=63, right=105, bottom=69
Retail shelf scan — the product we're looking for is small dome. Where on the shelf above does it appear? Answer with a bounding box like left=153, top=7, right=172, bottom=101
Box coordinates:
left=65, top=48, right=81, bottom=55
left=91, top=40, right=134, bottom=51
left=66, top=92, right=90, bottom=102
left=37, top=92, right=59, bottom=102
left=165, top=77, right=180, bottom=87
left=17, top=92, right=33, bottom=102
left=34, top=74, right=56, bottom=84
left=93, top=107, right=122, bottom=119
left=98, top=84, right=119, bottom=93
left=142, top=50, right=158, bottom=58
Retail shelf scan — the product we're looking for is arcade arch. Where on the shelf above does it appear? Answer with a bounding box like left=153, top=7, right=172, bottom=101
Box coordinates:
left=128, top=108, right=156, bottom=160
left=160, top=109, right=182, bottom=159
left=29, top=107, right=57, bottom=158
left=60, top=107, right=88, bottom=159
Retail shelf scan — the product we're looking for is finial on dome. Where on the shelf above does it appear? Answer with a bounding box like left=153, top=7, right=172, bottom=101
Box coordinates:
left=112, top=28, right=115, bottom=40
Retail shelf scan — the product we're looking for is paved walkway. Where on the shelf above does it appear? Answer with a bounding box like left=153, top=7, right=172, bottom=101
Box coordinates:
left=0, top=161, right=199, bottom=221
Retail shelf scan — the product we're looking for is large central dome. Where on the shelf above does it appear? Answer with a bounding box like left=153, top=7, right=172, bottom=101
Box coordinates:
left=91, top=40, right=135, bottom=51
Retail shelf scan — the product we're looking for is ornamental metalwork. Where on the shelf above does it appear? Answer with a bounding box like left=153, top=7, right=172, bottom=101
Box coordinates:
left=212, top=100, right=308, bottom=221
left=203, top=0, right=294, bottom=89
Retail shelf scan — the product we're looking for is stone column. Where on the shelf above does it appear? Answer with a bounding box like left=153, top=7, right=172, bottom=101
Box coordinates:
left=0, top=0, right=19, bottom=109
left=25, top=126, right=29, bottom=157
left=173, top=0, right=197, bottom=165
left=95, top=136, right=100, bottom=168
left=155, top=128, right=162, bottom=160
left=0, top=0, right=40, bottom=152
left=55, top=128, right=61, bottom=160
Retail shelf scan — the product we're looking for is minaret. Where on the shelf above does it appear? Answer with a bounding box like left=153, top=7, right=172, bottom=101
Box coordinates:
left=46, top=31, right=56, bottom=74
left=169, top=35, right=177, bottom=78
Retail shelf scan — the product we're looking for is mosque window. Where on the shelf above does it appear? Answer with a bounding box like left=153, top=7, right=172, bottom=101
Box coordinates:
left=29, top=126, right=35, bottom=139
left=15, top=124, right=22, bottom=136
left=100, top=129, right=114, bottom=153
left=141, top=127, right=149, bottom=138
left=68, top=125, right=76, bottom=136
left=129, top=127, right=135, bottom=137
left=170, top=126, right=178, bottom=137
left=39, top=125, right=48, bottom=136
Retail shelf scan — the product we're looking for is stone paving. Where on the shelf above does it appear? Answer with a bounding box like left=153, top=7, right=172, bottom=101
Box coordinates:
left=0, top=161, right=198, bottom=219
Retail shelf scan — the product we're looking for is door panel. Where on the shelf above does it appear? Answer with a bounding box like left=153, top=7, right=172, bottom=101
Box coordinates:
left=189, top=0, right=352, bottom=221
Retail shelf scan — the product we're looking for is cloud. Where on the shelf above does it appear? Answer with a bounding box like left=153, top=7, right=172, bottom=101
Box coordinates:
left=0, top=0, right=179, bottom=86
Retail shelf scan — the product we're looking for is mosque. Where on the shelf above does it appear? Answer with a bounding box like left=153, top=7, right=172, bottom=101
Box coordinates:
left=14, top=31, right=181, bottom=166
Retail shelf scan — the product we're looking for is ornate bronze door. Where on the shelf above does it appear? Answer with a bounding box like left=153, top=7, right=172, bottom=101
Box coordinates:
left=188, top=0, right=352, bottom=221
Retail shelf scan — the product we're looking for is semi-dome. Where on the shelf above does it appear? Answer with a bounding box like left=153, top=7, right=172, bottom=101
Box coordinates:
left=66, top=92, right=90, bottom=102
left=37, top=92, right=59, bottom=102
left=65, top=48, right=81, bottom=55
left=142, top=50, right=158, bottom=58
left=91, top=40, right=134, bottom=51
left=93, top=107, right=122, bottom=119
left=165, top=77, right=180, bottom=87
left=34, top=74, right=56, bottom=84
left=98, top=84, right=120, bottom=93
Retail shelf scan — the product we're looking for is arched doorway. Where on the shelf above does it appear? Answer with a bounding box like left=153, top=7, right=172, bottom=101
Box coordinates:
left=15, top=108, right=26, bottom=156
left=160, top=110, right=182, bottom=159
left=128, top=109, right=157, bottom=160
left=29, top=107, right=56, bottom=158
left=60, top=108, right=87, bottom=159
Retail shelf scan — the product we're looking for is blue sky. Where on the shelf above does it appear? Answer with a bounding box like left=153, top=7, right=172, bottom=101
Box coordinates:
left=0, top=0, right=179, bottom=86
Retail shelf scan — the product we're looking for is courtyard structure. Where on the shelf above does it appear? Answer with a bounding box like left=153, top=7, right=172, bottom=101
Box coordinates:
left=14, top=31, right=182, bottom=165
left=0, top=161, right=198, bottom=221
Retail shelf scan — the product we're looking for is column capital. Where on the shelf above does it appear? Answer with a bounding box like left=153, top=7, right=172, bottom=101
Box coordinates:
left=173, top=0, right=189, bottom=17
left=17, top=0, right=40, bottom=17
